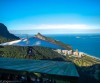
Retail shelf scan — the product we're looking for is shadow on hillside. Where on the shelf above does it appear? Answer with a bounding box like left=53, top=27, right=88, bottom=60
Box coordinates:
left=76, top=64, right=100, bottom=83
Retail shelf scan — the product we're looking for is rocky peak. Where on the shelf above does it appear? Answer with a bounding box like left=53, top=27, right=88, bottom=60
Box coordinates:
left=35, top=32, right=46, bottom=40
left=37, top=32, right=42, bottom=36
left=0, top=23, right=9, bottom=35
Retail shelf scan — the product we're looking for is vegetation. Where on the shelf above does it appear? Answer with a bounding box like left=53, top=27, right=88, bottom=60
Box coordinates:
left=0, top=46, right=66, bottom=61
left=0, top=23, right=100, bottom=83
left=66, top=54, right=100, bottom=66
left=44, top=36, right=72, bottom=50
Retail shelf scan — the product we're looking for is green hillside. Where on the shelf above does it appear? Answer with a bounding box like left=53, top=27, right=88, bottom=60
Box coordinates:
left=0, top=46, right=66, bottom=61
left=66, top=54, right=100, bottom=66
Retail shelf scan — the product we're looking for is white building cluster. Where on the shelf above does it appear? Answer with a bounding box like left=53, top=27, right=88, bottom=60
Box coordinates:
left=54, top=49, right=73, bottom=55
left=54, top=49, right=84, bottom=58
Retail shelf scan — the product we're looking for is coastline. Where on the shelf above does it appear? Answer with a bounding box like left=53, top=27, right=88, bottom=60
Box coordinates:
left=80, top=52, right=100, bottom=60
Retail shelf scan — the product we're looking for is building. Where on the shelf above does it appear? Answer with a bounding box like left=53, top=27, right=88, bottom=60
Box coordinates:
left=62, top=50, right=68, bottom=55
left=54, top=49, right=62, bottom=54
left=54, top=49, right=73, bottom=56
left=68, top=50, right=73, bottom=55
left=79, top=52, right=84, bottom=57
left=54, top=49, right=69, bottom=56
left=73, top=49, right=79, bottom=57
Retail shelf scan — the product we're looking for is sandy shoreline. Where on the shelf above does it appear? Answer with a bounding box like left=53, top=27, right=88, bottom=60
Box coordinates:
left=79, top=52, right=100, bottom=60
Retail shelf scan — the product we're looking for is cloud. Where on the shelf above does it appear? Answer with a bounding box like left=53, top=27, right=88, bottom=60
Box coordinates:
left=11, top=24, right=98, bottom=30
left=36, top=24, right=92, bottom=29
left=9, top=23, right=100, bottom=34
left=10, top=28, right=100, bottom=34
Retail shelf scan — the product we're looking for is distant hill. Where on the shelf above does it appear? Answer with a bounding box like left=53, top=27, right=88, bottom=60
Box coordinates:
left=35, top=33, right=72, bottom=50
left=0, top=23, right=19, bottom=40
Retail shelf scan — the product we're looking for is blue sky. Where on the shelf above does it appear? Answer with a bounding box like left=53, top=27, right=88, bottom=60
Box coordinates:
left=0, top=0, right=100, bottom=34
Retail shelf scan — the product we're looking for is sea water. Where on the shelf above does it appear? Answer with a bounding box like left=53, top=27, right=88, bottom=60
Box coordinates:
left=46, top=34, right=100, bottom=58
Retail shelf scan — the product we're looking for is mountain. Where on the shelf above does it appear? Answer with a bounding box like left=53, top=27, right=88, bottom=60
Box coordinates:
left=0, top=37, right=65, bottom=50
left=35, top=33, right=72, bottom=50
left=0, top=23, right=19, bottom=40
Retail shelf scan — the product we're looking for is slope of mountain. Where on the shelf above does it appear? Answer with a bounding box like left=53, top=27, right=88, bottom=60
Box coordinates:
left=0, top=23, right=19, bottom=40
left=0, top=46, right=67, bottom=61
left=35, top=33, right=72, bottom=50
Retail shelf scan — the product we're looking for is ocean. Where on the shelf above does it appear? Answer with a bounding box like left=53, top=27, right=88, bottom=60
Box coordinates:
left=16, top=34, right=100, bottom=58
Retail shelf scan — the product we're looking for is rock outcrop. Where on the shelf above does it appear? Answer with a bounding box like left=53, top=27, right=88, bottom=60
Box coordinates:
left=35, top=33, right=46, bottom=40
left=0, top=23, right=19, bottom=39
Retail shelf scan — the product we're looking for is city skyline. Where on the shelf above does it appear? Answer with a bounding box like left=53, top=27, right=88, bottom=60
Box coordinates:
left=0, top=0, right=100, bottom=34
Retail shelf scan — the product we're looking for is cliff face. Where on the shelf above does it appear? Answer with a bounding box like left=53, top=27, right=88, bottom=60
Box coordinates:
left=0, top=23, right=19, bottom=39
left=35, top=33, right=72, bottom=50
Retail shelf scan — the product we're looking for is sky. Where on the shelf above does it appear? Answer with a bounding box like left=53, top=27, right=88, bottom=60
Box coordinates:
left=0, top=0, right=100, bottom=34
